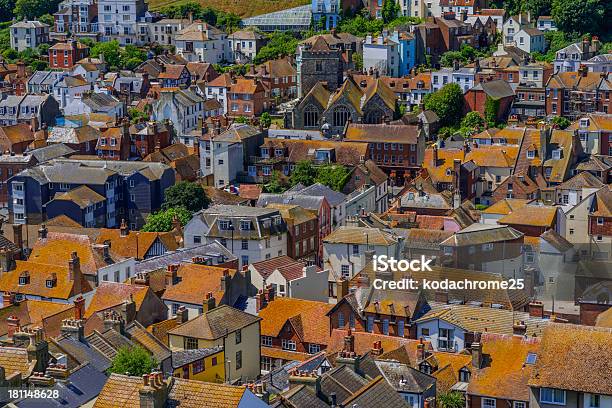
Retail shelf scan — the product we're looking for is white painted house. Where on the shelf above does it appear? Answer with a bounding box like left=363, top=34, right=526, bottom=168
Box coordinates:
left=184, top=205, right=288, bottom=268
left=174, top=22, right=230, bottom=63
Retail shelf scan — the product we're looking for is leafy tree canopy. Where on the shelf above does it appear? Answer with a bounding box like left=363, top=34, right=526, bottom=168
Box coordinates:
left=108, top=346, right=157, bottom=376
left=14, top=0, right=62, bottom=20
left=423, top=83, right=464, bottom=127
left=260, top=112, right=272, bottom=128
left=142, top=207, right=192, bottom=232
left=162, top=181, right=210, bottom=213
left=253, top=31, right=299, bottom=65
left=550, top=115, right=571, bottom=129
left=381, top=0, right=401, bottom=24
left=438, top=392, right=465, bottom=408
left=315, top=165, right=350, bottom=192
left=263, top=170, right=289, bottom=193
left=290, top=160, right=318, bottom=187
left=551, top=0, right=607, bottom=38
left=460, top=111, right=485, bottom=135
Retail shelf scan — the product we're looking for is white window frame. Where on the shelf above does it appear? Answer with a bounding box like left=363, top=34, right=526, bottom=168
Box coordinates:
left=540, top=388, right=566, bottom=405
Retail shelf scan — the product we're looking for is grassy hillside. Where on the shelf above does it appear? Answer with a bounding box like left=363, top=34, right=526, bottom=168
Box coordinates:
left=148, top=0, right=310, bottom=18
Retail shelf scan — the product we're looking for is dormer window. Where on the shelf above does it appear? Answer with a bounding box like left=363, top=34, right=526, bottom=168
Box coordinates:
left=260, top=147, right=269, bottom=158
left=240, top=220, right=251, bottom=230
left=580, top=118, right=589, bottom=128
left=446, top=168, right=452, bottom=176
left=45, top=275, right=57, bottom=288
left=274, top=148, right=284, bottom=157
left=18, top=272, right=30, bottom=286
left=527, top=150, right=535, bottom=159
left=552, top=149, right=561, bottom=160
left=459, top=367, right=470, bottom=382
left=219, top=220, right=231, bottom=230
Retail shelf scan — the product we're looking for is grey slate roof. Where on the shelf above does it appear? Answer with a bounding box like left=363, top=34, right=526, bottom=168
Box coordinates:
left=135, top=242, right=235, bottom=274
left=53, top=158, right=171, bottom=179
left=320, top=365, right=368, bottom=402
left=82, top=92, right=122, bottom=110
left=172, top=347, right=223, bottom=368
left=13, top=363, right=107, bottom=408
left=342, top=376, right=411, bottom=407
left=288, top=183, right=346, bottom=206
left=374, top=360, right=436, bottom=393
left=274, top=385, right=328, bottom=408
left=28, top=144, right=76, bottom=163
left=257, top=193, right=326, bottom=211
left=441, top=223, right=524, bottom=247
left=54, top=334, right=112, bottom=373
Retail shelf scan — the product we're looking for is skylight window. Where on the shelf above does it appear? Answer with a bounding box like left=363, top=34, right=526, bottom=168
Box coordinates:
left=526, top=352, right=537, bottom=364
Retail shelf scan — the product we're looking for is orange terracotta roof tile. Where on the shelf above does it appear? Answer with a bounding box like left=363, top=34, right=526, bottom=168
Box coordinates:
left=29, top=232, right=114, bottom=277
left=261, top=346, right=311, bottom=362
left=468, top=333, right=540, bottom=401
left=161, top=264, right=232, bottom=306
left=259, top=298, right=333, bottom=346
left=528, top=323, right=612, bottom=395
left=0, top=260, right=92, bottom=300
left=85, top=282, right=150, bottom=318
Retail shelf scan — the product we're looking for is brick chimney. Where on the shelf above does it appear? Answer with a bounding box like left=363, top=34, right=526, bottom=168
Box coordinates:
left=528, top=301, right=544, bottom=318
left=24, top=327, right=49, bottom=372
left=166, top=264, right=179, bottom=286
left=175, top=306, right=188, bottom=325
left=73, top=295, right=85, bottom=320
left=139, top=372, right=171, bottom=408
left=103, top=310, right=125, bottom=334
left=336, top=278, right=348, bottom=302
left=60, top=319, right=84, bottom=342
left=12, top=224, right=23, bottom=251
left=121, top=295, right=137, bottom=323
left=7, top=315, right=20, bottom=339
left=37, top=224, right=47, bottom=240
left=417, top=338, right=426, bottom=362
left=3, top=292, right=15, bottom=307
left=203, top=292, right=216, bottom=312
left=370, top=340, right=383, bottom=356
left=513, top=320, right=527, bottom=336
left=431, top=146, right=438, bottom=167
left=120, top=219, right=129, bottom=237
left=471, top=342, right=482, bottom=368
left=68, top=251, right=82, bottom=295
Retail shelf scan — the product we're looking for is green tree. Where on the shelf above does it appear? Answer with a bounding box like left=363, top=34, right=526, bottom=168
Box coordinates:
left=338, top=14, right=384, bottom=37
left=120, top=45, right=147, bottom=70
left=290, top=160, right=317, bottom=187
left=352, top=52, right=363, bottom=71
left=461, top=111, right=485, bottom=131
left=142, top=207, right=192, bottom=232
left=0, top=0, right=16, bottom=21
left=550, top=115, right=571, bottom=129
left=29, top=59, right=48, bottom=71
left=253, top=31, right=299, bottom=65
left=423, top=83, right=464, bottom=127
left=381, top=0, right=400, bottom=24
left=438, top=392, right=465, bottom=408
left=234, top=116, right=249, bottom=124
left=36, top=43, right=50, bottom=56
left=162, top=181, right=210, bottom=213
left=440, top=51, right=465, bottom=67
left=484, top=96, right=500, bottom=127
left=525, top=0, right=552, bottom=19
left=128, top=107, right=150, bottom=123
left=551, top=0, right=607, bottom=37
left=315, top=165, right=350, bottom=192
left=90, top=40, right=122, bottom=69
left=263, top=170, right=288, bottom=193
left=14, top=0, right=61, bottom=20
left=108, top=346, right=157, bottom=376
left=260, top=112, right=272, bottom=128
left=38, top=13, right=54, bottom=26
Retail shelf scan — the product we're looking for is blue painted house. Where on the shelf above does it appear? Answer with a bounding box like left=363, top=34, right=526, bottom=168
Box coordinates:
left=9, top=159, right=175, bottom=229
left=390, top=30, right=417, bottom=77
